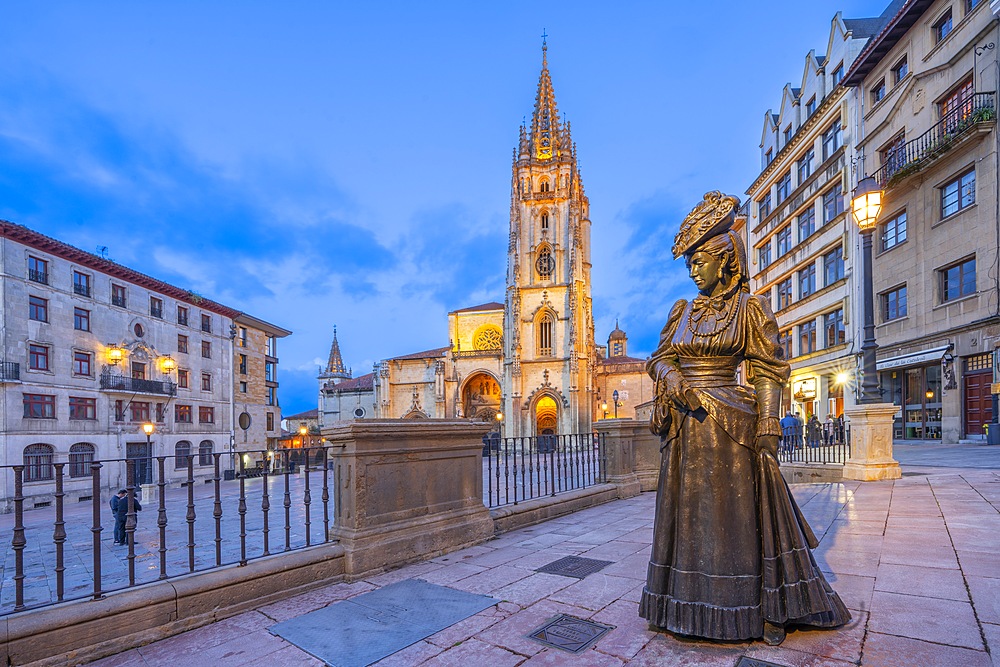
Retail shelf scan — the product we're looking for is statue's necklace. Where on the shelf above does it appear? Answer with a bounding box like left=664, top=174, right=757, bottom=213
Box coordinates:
left=687, top=286, right=740, bottom=338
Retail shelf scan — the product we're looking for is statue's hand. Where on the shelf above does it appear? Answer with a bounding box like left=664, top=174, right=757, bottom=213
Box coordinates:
left=658, top=368, right=693, bottom=410
left=757, top=435, right=779, bottom=458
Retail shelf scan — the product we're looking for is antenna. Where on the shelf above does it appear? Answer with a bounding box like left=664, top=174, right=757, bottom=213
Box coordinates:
left=97, top=246, right=109, bottom=259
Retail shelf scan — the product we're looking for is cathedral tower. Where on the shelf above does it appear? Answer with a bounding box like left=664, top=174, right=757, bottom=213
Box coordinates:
left=503, top=40, right=595, bottom=436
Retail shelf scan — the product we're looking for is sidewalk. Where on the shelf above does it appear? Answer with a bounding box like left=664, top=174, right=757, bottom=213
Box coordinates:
left=84, top=450, right=1000, bottom=667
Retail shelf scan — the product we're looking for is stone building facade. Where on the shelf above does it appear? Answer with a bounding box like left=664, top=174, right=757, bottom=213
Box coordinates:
left=0, top=221, right=290, bottom=507
left=844, top=0, right=999, bottom=441
left=746, top=11, right=886, bottom=421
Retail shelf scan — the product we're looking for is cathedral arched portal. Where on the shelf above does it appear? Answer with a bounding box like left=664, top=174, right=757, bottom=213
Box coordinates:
left=534, top=395, right=559, bottom=435
left=462, top=372, right=501, bottom=421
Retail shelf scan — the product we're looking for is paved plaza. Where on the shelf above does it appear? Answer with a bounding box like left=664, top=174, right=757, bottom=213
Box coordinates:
left=74, top=442, right=1000, bottom=666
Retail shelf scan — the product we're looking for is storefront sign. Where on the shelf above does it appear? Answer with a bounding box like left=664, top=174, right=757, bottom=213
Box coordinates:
left=792, top=378, right=816, bottom=400
left=876, top=345, right=951, bottom=371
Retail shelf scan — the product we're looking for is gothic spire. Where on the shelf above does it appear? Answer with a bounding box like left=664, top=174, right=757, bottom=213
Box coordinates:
left=322, top=326, right=350, bottom=381
left=530, top=36, right=564, bottom=161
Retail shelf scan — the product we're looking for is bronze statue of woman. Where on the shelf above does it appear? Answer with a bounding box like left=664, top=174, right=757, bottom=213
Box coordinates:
left=640, top=191, right=850, bottom=645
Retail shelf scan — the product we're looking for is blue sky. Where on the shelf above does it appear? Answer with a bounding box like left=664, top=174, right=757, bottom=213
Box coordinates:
left=0, top=1, right=891, bottom=415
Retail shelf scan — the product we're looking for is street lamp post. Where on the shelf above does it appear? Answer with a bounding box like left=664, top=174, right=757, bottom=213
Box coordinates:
left=842, top=175, right=901, bottom=481
left=494, top=411, right=503, bottom=436
left=851, top=176, right=883, bottom=404
left=601, top=401, right=608, bottom=419
left=612, top=390, right=619, bottom=419
left=141, top=422, right=154, bottom=491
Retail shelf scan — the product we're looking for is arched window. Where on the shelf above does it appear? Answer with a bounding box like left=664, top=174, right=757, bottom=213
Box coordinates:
left=539, top=179, right=550, bottom=193
left=537, top=312, right=554, bottom=356
left=69, top=443, right=95, bottom=478
left=24, top=444, right=54, bottom=482
left=541, top=213, right=549, bottom=231
left=198, top=440, right=214, bottom=467
left=535, top=245, right=554, bottom=280
left=174, top=441, right=191, bottom=469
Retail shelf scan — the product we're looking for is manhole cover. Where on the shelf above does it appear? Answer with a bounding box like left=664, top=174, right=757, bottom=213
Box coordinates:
left=735, top=657, right=790, bottom=667
left=535, top=556, right=613, bottom=579
left=528, top=614, right=614, bottom=653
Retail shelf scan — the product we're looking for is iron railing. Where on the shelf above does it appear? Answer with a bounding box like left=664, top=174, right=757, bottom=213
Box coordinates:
left=483, top=433, right=607, bottom=508
left=0, top=361, right=20, bottom=382
left=100, top=370, right=177, bottom=396
left=452, top=350, right=503, bottom=359
left=875, top=92, right=996, bottom=187
left=28, top=269, right=48, bottom=284
left=111, top=294, right=127, bottom=308
left=778, top=423, right=851, bottom=465
left=0, top=448, right=333, bottom=615
left=73, top=283, right=91, bottom=297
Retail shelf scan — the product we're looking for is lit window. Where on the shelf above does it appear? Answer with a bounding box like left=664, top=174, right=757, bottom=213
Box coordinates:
left=941, top=79, right=974, bottom=131
left=175, top=405, right=192, bottom=423
left=779, top=329, right=793, bottom=359
left=824, top=309, right=845, bottom=347
left=199, top=406, right=215, bottom=423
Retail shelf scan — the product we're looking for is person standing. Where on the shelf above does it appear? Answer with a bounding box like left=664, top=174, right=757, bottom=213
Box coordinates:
left=110, top=489, right=141, bottom=545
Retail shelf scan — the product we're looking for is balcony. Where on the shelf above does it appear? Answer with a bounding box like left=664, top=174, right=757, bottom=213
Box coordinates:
left=0, top=362, right=20, bottom=382
left=111, top=295, right=127, bottom=308
left=28, top=269, right=48, bottom=285
left=150, top=306, right=163, bottom=319
left=73, top=283, right=91, bottom=297
left=876, top=92, right=996, bottom=188
left=100, top=370, right=176, bottom=396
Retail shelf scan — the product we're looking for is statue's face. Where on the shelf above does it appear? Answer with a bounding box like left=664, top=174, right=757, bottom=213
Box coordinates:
left=686, top=251, right=726, bottom=296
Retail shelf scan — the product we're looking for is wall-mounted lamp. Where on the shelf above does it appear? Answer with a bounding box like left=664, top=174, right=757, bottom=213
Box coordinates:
left=107, top=344, right=124, bottom=365
left=160, top=355, right=176, bottom=373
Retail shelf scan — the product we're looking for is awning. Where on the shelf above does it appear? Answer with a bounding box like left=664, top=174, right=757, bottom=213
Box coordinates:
left=876, top=345, right=951, bottom=371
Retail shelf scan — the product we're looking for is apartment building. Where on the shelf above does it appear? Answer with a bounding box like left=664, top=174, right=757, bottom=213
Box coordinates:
left=844, top=0, right=999, bottom=441
left=0, top=221, right=290, bottom=507
left=745, top=12, right=882, bottom=419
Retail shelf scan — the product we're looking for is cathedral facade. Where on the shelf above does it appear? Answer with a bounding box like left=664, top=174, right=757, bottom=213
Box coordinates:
left=318, top=44, right=649, bottom=436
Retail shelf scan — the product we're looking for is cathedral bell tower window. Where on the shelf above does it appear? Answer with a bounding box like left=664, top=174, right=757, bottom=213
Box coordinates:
left=541, top=213, right=549, bottom=231
left=536, top=245, right=555, bottom=280
left=537, top=313, right=554, bottom=356
left=539, top=179, right=550, bottom=193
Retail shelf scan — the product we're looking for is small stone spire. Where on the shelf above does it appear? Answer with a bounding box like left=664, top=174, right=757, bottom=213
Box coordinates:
left=320, top=326, right=351, bottom=382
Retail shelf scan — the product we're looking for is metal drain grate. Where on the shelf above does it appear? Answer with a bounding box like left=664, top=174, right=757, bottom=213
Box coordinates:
left=535, top=555, right=613, bottom=579
left=528, top=614, right=614, bottom=653
left=735, top=657, right=790, bottom=667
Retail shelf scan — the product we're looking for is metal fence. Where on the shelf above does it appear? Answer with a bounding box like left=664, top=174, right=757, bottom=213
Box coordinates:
left=1, top=447, right=333, bottom=616
left=777, top=423, right=851, bottom=465
left=482, top=432, right=607, bottom=508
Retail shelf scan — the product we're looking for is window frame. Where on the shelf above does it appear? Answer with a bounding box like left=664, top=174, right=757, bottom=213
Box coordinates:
left=175, top=404, right=193, bottom=423
left=940, top=257, right=976, bottom=303
left=831, top=63, right=844, bottom=86
left=201, top=313, right=212, bottom=333
left=111, top=284, right=127, bottom=308
left=198, top=406, right=215, bottom=424
left=69, top=443, right=96, bottom=477
left=871, top=79, right=887, bottom=104
left=775, top=226, right=792, bottom=257
left=881, top=284, right=908, bottom=321
left=178, top=334, right=189, bottom=354
left=174, top=441, right=192, bottom=469
left=29, top=295, right=49, bottom=322
left=823, top=187, right=845, bottom=223
left=201, top=372, right=212, bottom=392
left=798, top=206, right=816, bottom=241
left=776, top=277, right=793, bottom=311
left=824, top=309, right=845, bottom=348
left=799, top=263, right=816, bottom=299
left=201, top=340, right=212, bottom=359
left=177, top=305, right=189, bottom=326
left=892, top=57, right=909, bottom=85
left=149, top=296, right=163, bottom=319
left=69, top=397, right=97, bottom=421
left=23, top=393, right=56, bottom=419
left=29, top=343, right=50, bottom=371
left=28, top=256, right=49, bottom=284
left=24, top=444, right=54, bottom=482
left=881, top=210, right=908, bottom=251
left=776, top=171, right=791, bottom=202
left=933, top=9, right=953, bottom=43
left=73, top=350, right=93, bottom=377
left=822, top=120, right=842, bottom=161
left=823, top=247, right=845, bottom=285
left=797, top=148, right=814, bottom=183
left=940, top=168, right=976, bottom=218
left=799, top=320, right=817, bottom=355
left=73, top=270, right=91, bottom=297
left=758, top=192, right=772, bottom=219
left=178, top=368, right=190, bottom=389
left=74, top=307, right=91, bottom=332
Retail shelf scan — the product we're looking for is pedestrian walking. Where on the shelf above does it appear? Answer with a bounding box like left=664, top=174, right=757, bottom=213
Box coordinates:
left=110, top=489, right=142, bottom=545
left=807, top=414, right=822, bottom=448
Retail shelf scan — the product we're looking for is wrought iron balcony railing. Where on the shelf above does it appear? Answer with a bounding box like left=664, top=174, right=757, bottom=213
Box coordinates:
left=73, top=283, right=91, bottom=297
left=876, top=92, right=996, bottom=188
left=0, top=362, right=20, bottom=382
left=100, top=371, right=177, bottom=396
left=28, top=269, right=48, bottom=285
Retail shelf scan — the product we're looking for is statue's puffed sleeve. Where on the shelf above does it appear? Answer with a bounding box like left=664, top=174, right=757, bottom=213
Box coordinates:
left=744, top=294, right=790, bottom=438
left=647, top=299, right=687, bottom=383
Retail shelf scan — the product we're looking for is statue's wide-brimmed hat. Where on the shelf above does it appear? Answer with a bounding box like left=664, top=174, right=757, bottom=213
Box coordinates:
left=672, top=191, right=741, bottom=259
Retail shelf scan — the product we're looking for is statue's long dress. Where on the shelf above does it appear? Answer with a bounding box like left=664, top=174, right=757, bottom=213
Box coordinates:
left=639, top=292, right=850, bottom=640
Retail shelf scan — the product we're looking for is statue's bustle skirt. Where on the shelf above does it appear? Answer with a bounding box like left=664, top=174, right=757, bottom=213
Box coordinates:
left=638, top=407, right=850, bottom=640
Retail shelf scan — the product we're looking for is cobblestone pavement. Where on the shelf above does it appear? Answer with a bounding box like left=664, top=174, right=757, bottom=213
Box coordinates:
left=84, top=443, right=1000, bottom=666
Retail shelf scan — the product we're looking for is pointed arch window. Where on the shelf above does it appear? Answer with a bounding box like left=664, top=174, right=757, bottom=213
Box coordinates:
left=537, top=312, right=554, bottom=356
left=541, top=213, right=549, bottom=231
left=539, top=179, right=550, bottom=193
left=536, top=245, right=555, bottom=280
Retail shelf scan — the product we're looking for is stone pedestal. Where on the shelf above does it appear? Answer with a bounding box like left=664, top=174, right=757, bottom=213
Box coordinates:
left=843, top=403, right=902, bottom=481
left=593, top=419, right=644, bottom=498
left=324, top=420, right=495, bottom=577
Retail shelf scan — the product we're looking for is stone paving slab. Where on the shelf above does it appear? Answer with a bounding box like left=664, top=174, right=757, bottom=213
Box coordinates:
left=69, top=455, right=1000, bottom=666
